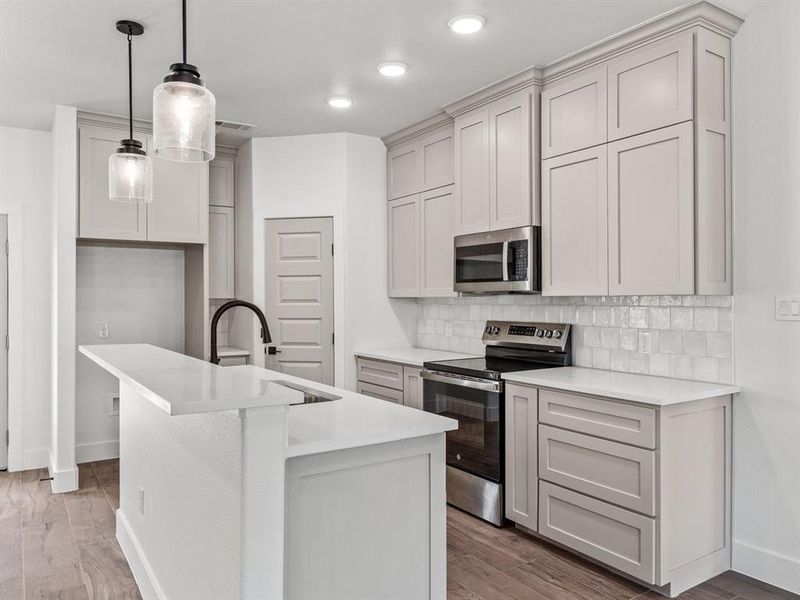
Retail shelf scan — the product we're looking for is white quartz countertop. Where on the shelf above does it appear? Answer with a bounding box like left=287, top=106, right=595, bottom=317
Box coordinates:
left=354, top=347, right=478, bottom=367
left=229, top=365, right=458, bottom=458
left=502, top=366, right=740, bottom=406
left=79, top=344, right=303, bottom=416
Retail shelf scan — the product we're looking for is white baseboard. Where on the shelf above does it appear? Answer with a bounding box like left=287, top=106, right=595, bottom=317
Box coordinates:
left=20, top=447, right=49, bottom=471
left=116, top=509, right=165, bottom=600
left=48, top=458, right=78, bottom=494
left=733, top=539, right=800, bottom=595
left=76, top=440, right=119, bottom=464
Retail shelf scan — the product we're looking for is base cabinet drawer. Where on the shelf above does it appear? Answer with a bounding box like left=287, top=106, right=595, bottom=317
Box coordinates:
left=357, top=381, right=404, bottom=404
left=539, top=482, right=655, bottom=583
left=538, top=425, right=656, bottom=515
left=539, top=389, right=656, bottom=449
left=356, top=358, right=405, bottom=390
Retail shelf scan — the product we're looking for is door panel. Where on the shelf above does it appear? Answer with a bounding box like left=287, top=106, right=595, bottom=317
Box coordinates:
left=608, top=122, right=694, bottom=295
left=402, top=366, right=424, bottom=410
left=542, top=146, right=608, bottom=296
left=504, top=384, right=537, bottom=530
left=265, top=217, right=334, bottom=385
left=388, top=195, right=420, bottom=297
left=387, top=140, right=420, bottom=200
left=209, top=206, right=235, bottom=299
left=454, top=109, right=491, bottom=235
left=79, top=125, right=147, bottom=240
left=489, top=90, right=532, bottom=230
left=0, top=217, right=7, bottom=469
left=542, top=67, right=608, bottom=158
left=608, top=32, right=694, bottom=140
left=209, top=157, right=235, bottom=207
left=149, top=156, right=208, bottom=243
left=420, top=126, right=454, bottom=191
left=420, top=186, right=455, bottom=297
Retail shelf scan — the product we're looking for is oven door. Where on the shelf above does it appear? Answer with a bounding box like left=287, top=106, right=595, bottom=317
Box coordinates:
left=453, top=226, right=539, bottom=293
left=421, top=370, right=503, bottom=483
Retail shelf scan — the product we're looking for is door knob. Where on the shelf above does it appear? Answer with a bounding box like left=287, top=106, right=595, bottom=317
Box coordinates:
left=267, top=346, right=282, bottom=355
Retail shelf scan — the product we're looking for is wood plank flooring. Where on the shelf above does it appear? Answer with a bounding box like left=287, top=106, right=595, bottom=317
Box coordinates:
left=0, top=460, right=796, bottom=600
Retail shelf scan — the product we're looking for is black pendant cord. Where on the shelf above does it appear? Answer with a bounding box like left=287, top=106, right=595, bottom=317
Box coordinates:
left=182, top=0, right=187, bottom=65
left=127, top=34, right=133, bottom=141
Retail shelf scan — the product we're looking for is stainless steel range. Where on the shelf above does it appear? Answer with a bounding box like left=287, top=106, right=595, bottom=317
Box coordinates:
left=421, top=321, right=572, bottom=526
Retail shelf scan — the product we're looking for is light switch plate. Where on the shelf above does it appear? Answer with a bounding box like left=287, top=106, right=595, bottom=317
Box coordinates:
left=775, top=296, right=800, bottom=321
left=97, top=323, right=109, bottom=338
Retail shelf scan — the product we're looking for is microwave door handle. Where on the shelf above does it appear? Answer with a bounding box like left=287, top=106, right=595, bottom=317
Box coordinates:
left=502, top=241, right=509, bottom=281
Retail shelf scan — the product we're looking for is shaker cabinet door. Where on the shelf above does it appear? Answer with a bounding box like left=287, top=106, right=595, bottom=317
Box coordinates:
left=79, top=125, right=147, bottom=241
left=419, top=126, right=454, bottom=192
left=608, top=122, right=694, bottom=295
left=542, top=146, right=608, bottom=296
left=420, top=186, right=455, bottom=297
left=209, top=206, right=235, bottom=299
left=387, top=140, right=421, bottom=200
left=541, top=66, right=608, bottom=158
left=148, top=157, right=209, bottom=243
left=454, top=109, right=491, bottom=235
left=209, top=157, right=235, bottom=207
left=504, top=384, right=538, bottom=530
left=388, top=195, right=420, bottom=297
left=489, top=90, right=532, bottom=231
left=402, top=366, right=424, bottom=410
left=607, top=32, right=694, bottom=141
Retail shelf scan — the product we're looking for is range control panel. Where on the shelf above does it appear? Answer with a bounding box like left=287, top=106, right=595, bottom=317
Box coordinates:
left=481, top=320, right=570, bottom=351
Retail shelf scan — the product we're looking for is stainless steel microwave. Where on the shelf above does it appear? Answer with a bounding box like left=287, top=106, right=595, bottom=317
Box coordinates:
left=453, top=226, right=541, bottom=293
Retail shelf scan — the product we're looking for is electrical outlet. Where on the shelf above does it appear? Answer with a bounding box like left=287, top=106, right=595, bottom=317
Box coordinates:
left=109, top=395, right=120, bottom=416
left=775, top=296, right=800, bottom=321
left=444, top=322, right=453, bottom=337
left=97, top=323, right=109, bottom=339
left=138, top=487, right=145, bottom=516
left=638, top=331, right=653, bottom=354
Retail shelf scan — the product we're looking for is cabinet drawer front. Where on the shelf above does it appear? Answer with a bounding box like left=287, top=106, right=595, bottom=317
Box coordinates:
left=357, top=381, right=404, bottom=404
left=539, top=389, right=656, bottom=449
left=542, top=66, right=608, bottom=158
left=608, top=31, right=694, bottom=140
left=539, top=482, right=655, bottom=583
left=539, top=425, right=656, bottom=515
left=356, top=358, right=405, bottom=391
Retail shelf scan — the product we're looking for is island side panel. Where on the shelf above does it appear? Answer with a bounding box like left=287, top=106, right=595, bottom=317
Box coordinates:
left=285, top=434, right=447, bottom=600
left=117, top=382, right=243, bottom=599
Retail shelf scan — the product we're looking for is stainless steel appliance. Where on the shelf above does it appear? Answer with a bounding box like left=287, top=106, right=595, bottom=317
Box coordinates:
left=453, top=226, right=541, bottom=293
left=421, top=320, right=571, bottom=525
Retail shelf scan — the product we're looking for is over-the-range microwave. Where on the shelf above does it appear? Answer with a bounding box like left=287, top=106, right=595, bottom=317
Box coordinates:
left=453, top=225, right=541, bottom=293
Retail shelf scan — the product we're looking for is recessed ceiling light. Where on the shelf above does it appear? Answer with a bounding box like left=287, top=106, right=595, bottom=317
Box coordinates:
left=327, top=96, right=353, bottom=109
left=377, top=62, right=408, bottom=77
left=448, top=15, right=485, bottom=34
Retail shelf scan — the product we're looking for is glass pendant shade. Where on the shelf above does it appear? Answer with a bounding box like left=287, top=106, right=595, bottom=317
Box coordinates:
left=153, top=76, right=216, bottom=162
left=109, top=149, right=153, bottom=203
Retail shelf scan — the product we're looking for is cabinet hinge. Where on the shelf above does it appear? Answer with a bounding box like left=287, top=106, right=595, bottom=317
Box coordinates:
left=331, top=243, right=334, bottom=257
left=5, top=430, right=8, bottom=448
left=4, top=335, right=7, bottom=351
left=4, top=239, right=8, bottom=256
left=331, top=332, right=335, bottom=346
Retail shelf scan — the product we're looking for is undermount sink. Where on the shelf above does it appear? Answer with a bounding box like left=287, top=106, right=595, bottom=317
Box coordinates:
left=271, top=380, right=341, bottom=404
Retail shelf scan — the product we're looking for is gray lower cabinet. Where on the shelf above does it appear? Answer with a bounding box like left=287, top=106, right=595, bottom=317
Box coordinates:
left=505, top=384, right=732, bottom=596
left=356, top=357, right=424, bottom=410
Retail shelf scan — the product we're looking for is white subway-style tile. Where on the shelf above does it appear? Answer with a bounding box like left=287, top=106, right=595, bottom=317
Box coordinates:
left=659, top=330, right=683, bottom=354
left=629, top=307, right=648, bottom=328
left=620, top=329, right=638, bottom=351
left=670, top=307, right=693, bottom=330
left=600, top=327, right=620, bottom=349
left=707, top=332, right=733, bottom=358
left=683, top=332, right=707, bottom=356
left=694, top=308, right=719, bottom=332
left=592, top=348, right=610, bottom=369
left=669, top=355, right=694, bottom=379
left=593, top=306, right=612, bottom=326
left=693, top=357, right=719, bottom=382
left=648, top=308, right=671, bottom=330
left=576, top=306, right=594, bottom=325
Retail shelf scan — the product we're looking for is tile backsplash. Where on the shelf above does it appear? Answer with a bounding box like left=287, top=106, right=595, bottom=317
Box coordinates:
left=416, top=295, right=733, bottom=383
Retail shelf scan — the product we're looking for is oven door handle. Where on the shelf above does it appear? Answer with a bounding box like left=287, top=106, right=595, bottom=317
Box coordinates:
left=502, top=241, right=509, bottom=281
left=421, top=370, right=502, bottom=393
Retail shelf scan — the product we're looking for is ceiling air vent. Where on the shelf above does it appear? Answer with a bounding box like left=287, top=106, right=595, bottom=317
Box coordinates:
left=215, top=120, right=256, bottom=133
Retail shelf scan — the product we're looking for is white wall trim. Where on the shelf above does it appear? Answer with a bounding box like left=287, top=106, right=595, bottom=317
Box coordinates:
left=48, top=455, right=78, bottom=494
left=116, top=510, right=166, bottom=600
left=76, top=439, right=119, bottom=464
left=0, top=203, right=24, bottom=472
left=733, top=539, right=800, bottom=595
left=21, top=447, right=49, bottom=471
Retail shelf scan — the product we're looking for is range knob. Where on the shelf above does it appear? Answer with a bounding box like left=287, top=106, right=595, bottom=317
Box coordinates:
left=484, top=325, right=493, bottom=335
left=544, top=330, right=553, bottom=338
left=535, top=329, right=544, bottom=337
left=553, top=330, right=562, bottom=339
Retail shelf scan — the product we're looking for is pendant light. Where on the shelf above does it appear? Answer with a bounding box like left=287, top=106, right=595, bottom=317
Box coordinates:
left=109, top=20, right=152, bottom=204
left=152, top=0, right=215, bottom=162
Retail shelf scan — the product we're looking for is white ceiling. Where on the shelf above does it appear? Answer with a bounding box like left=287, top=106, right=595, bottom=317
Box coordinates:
left=0, top=0, right=749, bottom=141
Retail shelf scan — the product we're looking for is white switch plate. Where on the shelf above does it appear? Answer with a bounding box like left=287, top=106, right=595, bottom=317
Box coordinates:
left=775, top=296, right=800, bottom=321
left=97, top=323, right=109, bottom=339
left=109, top=394, right=120, bottom=416
left=638, top=331, right=653, bottom=354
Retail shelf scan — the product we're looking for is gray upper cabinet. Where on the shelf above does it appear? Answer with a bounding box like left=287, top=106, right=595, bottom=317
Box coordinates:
left=148, top=157, right=209, bottom=244
left=419, top=127, right=454, bottom=192
left=209, top=206, right=235, bottom=299
left=607, top=31, right=694, bottom=141
left=79, top=125, right=147, bottom=241
left=387, top=195, right=420, bottom=297
left=387, top=139, right=420, bottom=200
left=78, top=123, right=209, bottom=244
left=419, top=186, right=455, bottom=297
left=454, top=108, right=491, bottom=235
left=209, top=157, right=235, bottom=207
left=541, top=66, right=608, bottom=158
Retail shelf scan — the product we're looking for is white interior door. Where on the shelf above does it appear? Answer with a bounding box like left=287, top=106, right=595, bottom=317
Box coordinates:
left=264, top=217, right=334, bottom=385
left=0, top=216, right=7, bottom=470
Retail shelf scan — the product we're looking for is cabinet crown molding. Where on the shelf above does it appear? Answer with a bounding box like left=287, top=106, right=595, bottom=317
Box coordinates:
left=442, top=67, right=543, bottom=118
left=382, top=112, right=453, bottom=148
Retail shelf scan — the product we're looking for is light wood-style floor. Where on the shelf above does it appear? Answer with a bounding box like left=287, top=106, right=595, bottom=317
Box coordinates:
left=0, top=460, right=796, bottom=600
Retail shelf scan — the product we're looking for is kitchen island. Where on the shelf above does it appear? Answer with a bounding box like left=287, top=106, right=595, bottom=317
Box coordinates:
left=79, top=344, right=456, bottom=600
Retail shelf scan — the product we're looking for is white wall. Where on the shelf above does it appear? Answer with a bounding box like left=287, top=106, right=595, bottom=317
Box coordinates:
left=230, top=133, right=415, bottom=389
left=726, top=0, right=800, bottom=592
left=75, top=245, right=185, bottom=463
left=0, top=125, right=53, bottom=470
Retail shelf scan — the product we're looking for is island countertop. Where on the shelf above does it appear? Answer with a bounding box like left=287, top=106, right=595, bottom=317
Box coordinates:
left=502, top=366, right=740, bottom=406
left=79, top=344, right=303, bottom=415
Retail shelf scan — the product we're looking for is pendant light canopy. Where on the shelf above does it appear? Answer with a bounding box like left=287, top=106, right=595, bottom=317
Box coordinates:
left=109, top=20, right=152, bottom=204
left=152, top=0, right=215, bottom=162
